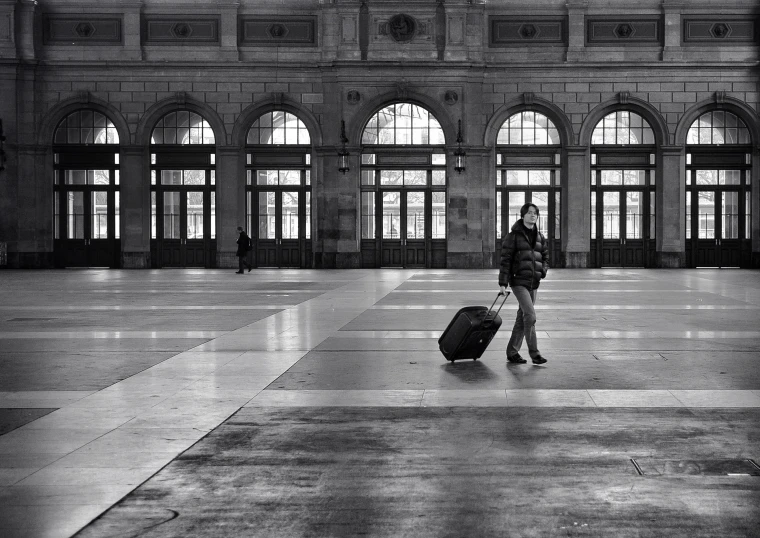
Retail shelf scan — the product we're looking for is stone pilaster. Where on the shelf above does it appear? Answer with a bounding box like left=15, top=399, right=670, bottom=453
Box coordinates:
left=752, top=146, right=760, bottom=268
left=662, top=1, right=685, bottom=62
left=120, top=146, right=150, bottom=268
left=216, top=146, right=243, bottom=269
left=15, top=0, right=36, bottom=61
left=565, top=1, right=587, bottom=62
left=564, top=146, right=590, bottom=268
left=16, top=145, right=52, bottom=268
left=447, top=147, right=492, bottom=269
left=656, top=146, right=686, bottom=268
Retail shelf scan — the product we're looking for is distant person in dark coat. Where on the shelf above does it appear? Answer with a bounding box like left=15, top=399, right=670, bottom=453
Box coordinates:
left=498, top=203, right=550, bottom=365
left=236, top=226, right=252, bottom=274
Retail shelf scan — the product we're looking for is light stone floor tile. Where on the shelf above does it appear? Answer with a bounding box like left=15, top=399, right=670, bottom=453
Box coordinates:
left=20, top=410, right=136, bottom=430
left=669, top=390, right=760, bottom=407
left=0, top=484, right=136, bottom=506
left=0, top=429, right=106, bottom=454
left=421, top=390, right=509, bottom=407
left=74, top=430, right=202, bottom=455
left=587, top=390, right=684, bottom=407
left=185, top=374, right=279, bottom=391
left=16, top=466, right=159, bottom=487
left=505, top=389, right=597, bottom=407
left=0, top=503, right=112, bottom=538
left=0, top=331, right=226, bottom=339
left=49, top=451, right=178, bottom=469
left=592, top=352, right=666, bottom=360
left=246, top=389, right=425, bottom=407
left=0, top=391, right=94, bottom=408
left=0, top=468, right=39, bottom=486
left=0, top=454, right=66, bottom=469
left=65, top=394, right=170, bottom=410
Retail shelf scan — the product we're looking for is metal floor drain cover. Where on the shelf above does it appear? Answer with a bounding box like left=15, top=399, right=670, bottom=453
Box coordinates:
left=631, top=458, right=760, bottom=476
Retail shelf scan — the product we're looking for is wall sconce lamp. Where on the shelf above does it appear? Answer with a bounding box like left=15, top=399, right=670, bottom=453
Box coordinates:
left=454, top=119, right=465, bottom=174
left=0, top=119, right=6, bottom=173
left=338, top=120, right=350, bottom=174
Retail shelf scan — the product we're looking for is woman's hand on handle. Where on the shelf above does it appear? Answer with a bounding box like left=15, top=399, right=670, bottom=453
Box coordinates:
left=499, top=285, right=508, bottom=296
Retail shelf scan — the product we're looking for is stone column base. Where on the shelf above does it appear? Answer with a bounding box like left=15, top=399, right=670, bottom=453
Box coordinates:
left=218, top=252, right=239, bottom=269
left=447, top=252, right=490, bottom=269
left=314, top=252, right=361, bottom=269
left=12, top=252, right=54, bottom=268
left=751, top=252, right=760, bottom=269
left=121, top=252, right=150, bottom=269
left=564, top=251, right=588, bottom=268
left=654, top=252, right=685, bottom=268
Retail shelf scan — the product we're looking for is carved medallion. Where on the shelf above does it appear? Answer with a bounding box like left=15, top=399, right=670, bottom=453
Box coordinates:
left=347, top=90, right=361, bottom=105
left=387, top=14, right=417, bottom=43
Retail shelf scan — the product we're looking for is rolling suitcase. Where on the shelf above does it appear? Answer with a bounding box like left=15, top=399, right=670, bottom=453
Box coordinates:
left=438, top=292, right=510, bottom=362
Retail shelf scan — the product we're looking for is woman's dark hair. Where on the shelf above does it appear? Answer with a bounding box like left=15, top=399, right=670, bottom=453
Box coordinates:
left=519, top=203, right=539, bottom=218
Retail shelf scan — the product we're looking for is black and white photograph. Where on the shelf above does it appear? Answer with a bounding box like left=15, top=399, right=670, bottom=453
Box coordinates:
left=0, top=0, right=759, bottom=536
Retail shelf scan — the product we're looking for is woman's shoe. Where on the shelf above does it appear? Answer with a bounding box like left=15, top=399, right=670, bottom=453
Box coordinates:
left=531, top=355, right=547, bottom=365
left=507, top=353, right=527, bottom=364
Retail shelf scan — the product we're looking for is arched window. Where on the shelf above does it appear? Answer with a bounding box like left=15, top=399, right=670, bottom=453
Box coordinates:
left=150, top=110, right=217, bottom=267
left=53, top=109, right=120, bottom=267
left=360, top=103, right=446, bottom=268
left=245, top=110, right=313, bottom=268
left=495, top=111, right=562, bottom=265
left=497, top=111, right=560, bottom=145
left=54, top=110, right=120, bottom=145
left=362, top=103, right=445, bottom=145
left=247, top=111, right=311, bottom=145
left=150, top=110, right=215, bottom=145
left=592, top=111, right=655, bottom=145
left=590, top=111, right=656, bottom=267
left=687, top=111, right=750, bottom=145
left=685, top=110, right=752, bottom=267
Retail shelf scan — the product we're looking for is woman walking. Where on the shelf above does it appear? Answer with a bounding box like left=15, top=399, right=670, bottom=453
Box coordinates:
left=498, top=203, right=550, bottom=365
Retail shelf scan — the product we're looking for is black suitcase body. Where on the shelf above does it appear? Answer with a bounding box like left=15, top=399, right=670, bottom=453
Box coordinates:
left=438, top=293, right=509, bottom=362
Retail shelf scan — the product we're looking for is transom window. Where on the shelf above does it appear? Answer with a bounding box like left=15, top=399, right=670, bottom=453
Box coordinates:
left=151, top=110, right=215, bottom=145
left=591, top=111, right=654, bottom=145
left=247, top=111, right=310, bottom=145
left=686, top=111, right=750, bottom=145
left=497, top=111, right=560, bottom=145
left=54, top=110, right=119, bottom=145
left=361, top=103, right=444, bottom=145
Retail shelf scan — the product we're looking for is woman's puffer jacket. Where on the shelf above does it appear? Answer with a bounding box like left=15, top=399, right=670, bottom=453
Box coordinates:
left=498, top=219, right=549, bottom=290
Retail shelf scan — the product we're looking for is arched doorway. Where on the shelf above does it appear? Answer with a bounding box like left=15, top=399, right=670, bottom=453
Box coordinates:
left=245, top=111, right=312, bottom=268
left=149, top=110, right=216, bottom=267
left=360, top=103, right=447, bottom=268
left=53, top=110, right=121, bottom=267
left=495, top=110, right=562, bottom=265
left=590, top=111, right=657, bottom=267
left=685, top=110, right=752, bottom=267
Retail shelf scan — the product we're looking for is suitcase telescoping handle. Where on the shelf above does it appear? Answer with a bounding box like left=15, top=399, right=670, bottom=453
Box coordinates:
left=484, top=291, right=510, bottom=327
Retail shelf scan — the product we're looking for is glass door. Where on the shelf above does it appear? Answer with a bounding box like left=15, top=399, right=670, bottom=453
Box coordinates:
left=405, top=191, right=426, bottom=267
left=247, top=163, right=311, bottom=268
left=55, top=168, right=119, bottom=268
left=380, top=190, right=403, bottom=267
left=687, top=169, right=747, bottom=267
left=591, top=169, right=653, bottom=267
left=254, top=190, right=302, bottom=268
left=361, top=159, right=447, bottom=268
left=151, top=167, right=214, bottom=268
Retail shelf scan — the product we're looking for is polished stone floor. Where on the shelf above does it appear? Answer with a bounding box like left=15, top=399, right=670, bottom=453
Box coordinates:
left=0, top=268, right=759, bottom=537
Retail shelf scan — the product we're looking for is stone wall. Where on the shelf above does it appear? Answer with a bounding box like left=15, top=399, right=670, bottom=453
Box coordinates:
left=0, top=0, right=758, bottom=268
